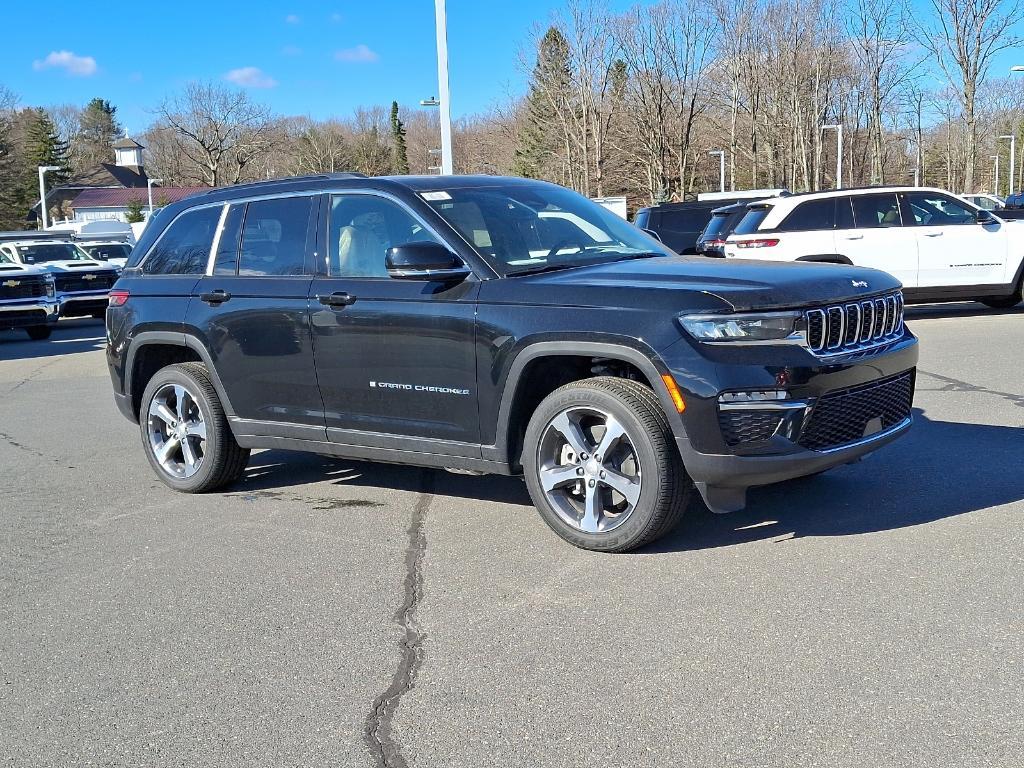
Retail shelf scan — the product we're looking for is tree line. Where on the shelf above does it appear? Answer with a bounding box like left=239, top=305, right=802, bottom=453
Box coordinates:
left=1, top=0, right=1023, bottom=228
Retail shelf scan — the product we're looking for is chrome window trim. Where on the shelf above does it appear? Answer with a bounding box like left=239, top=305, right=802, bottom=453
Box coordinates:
left=134, top=199, right=227, bottom=273
left=205, top=203, right=231, bottom=276
left=718, top=399, right=812, bottom=412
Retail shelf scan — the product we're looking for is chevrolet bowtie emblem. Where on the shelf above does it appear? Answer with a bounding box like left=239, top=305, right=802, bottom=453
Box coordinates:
left=2, top=280, right=19, bottom=288
left=82, top=273, right=97, bottom=280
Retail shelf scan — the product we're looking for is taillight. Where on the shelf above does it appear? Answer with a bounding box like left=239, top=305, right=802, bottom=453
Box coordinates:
left=108, top=289, right=130, bottom=307
left=735, top=238, right=780, bottom=249
left=709, top=239, right=727, bottom=247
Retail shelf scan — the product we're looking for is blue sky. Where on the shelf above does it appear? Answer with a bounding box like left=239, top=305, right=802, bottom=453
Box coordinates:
left=3, top=1, right=1023, bottom=134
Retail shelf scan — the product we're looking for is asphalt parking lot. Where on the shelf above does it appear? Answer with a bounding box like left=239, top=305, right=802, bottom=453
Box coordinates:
left=1, top=306, right=1022, bottom=768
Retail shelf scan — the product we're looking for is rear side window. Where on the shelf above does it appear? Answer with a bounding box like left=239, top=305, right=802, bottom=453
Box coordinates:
left=238, top=196, right=314, bottom=277
left=851, top=194, right=902, bottom=228
left=143, top=206, right=221, bottom=274
left=732, top=207, right=770, bottom=235
left=778, top=199, right=835, bottom=232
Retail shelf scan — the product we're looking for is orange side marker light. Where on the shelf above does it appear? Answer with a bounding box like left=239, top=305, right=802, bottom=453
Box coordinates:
left=661, top=374, right=686, bottom=413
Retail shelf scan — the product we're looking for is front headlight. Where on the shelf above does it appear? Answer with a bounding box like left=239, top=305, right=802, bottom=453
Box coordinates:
left=44, top=275, right=55, bottom=299
left=679, top=311, right=803, bottom=342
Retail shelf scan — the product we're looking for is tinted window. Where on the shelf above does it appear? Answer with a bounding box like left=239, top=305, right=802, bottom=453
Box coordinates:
left=836, top=196, right=854, bottom=229
left=238, top=196, right=313, bottom=276
left=733, top=207, right=771, bottom=235
left=778, top=199, right=835, bottom=231
left=144, top=206, right=221, bottom=274
left=15, top=243, right=92, bottom=264
left=213, top=204, right=244, bottom=275
left=904, top=192, right=975, bottom=226
left=330, top=194, right=439, bottom=278
left=851, top=194, right=902, bottom=228
left=702, top=211, right=734, bottom=239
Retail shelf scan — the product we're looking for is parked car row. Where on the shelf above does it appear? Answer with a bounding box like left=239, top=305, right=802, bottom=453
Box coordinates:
left=640, top=186, right=1024, bottom=309
left=0, top=231, right=129, bottom=340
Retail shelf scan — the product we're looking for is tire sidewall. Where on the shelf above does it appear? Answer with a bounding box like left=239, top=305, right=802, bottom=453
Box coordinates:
left=523, top=384, right=667, bottom=552
left=139, top=366, right=222, bottom=492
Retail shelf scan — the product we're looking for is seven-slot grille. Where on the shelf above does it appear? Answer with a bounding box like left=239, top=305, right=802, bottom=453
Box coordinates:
left=0, top=275, right=47, bottom=300
left=54, top=271, right=117, bottom=294
left=798, top=371, right=914, bottom=451
left=805, top=292, right=903, bottom=354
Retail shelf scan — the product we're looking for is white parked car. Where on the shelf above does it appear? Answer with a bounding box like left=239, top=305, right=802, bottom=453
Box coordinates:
left=0, top=234, right=119, bottom=319
left=723, top=186, right=1024, bottom=308
left=0, top=255, right=59, bottom=339
left=75, top=238, right=133, bottom=270
left=961, top=193, right=1004, bottom=210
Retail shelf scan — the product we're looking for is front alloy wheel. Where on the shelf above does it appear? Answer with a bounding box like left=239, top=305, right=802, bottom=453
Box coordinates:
left=147, top=383, right=207, bottom=478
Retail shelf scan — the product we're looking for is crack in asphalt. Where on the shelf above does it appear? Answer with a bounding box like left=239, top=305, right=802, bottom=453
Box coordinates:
left=2, top=357, right=60, bottom=396
left=917, top=369, right=1024, bottom=408
left=363, top=471, right=434, bottom=768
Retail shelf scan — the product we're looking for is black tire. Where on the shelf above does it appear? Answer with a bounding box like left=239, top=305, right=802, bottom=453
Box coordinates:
left=25, top=325, right=52, bottom=340
left=979, top=295, right=1021, bottom=309
left=523, top=376, right=692, bottom=553
left=139, top=362, right=249, bottom=492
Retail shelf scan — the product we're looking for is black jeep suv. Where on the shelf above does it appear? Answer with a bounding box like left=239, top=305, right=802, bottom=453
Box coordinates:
left=107, top=174, right=918, bottom=552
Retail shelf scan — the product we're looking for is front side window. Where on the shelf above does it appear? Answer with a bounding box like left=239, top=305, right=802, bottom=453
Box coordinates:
left=144, top=206, right=222, bottom=274
left=238, top=196, right=313, bottom=277
left=851, top=194, right=902, bottom=228
left=15, top=243, right=92, bottom=264
left=778, top=199, right=836, bottom=232
left=904, top=192, right=975, bottom=226
left=423, top=183, right=672, bottom=275
left=329, top=194, right=439, bottom=278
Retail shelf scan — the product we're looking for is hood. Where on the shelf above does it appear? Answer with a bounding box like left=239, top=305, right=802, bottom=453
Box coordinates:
left=0, top=262, right=48, bottom=277
left=27, top=260, right=117, bottom=274
left=508, top=255, right=902, bottom=311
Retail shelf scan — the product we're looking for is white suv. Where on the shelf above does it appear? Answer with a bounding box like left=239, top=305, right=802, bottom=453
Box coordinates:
left=723, top=186, right=1024, bottom=308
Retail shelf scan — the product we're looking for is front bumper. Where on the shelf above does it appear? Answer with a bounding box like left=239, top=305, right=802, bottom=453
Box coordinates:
left=0, top=300, right=59, bottom=328
left=661, top=332, right=919, bottom=512
left=58, top=291, right=110, bottom=317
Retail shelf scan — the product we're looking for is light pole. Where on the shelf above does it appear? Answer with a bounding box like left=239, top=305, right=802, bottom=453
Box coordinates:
left=821, top=124, right=843, bottom=189
left=1011, top=66, right=1024, bottom=72
left=434, top=0, right=453, bottom=175
left=709, top=150, right=725, bottom=192
left=992, top=154, right=1000, bottom=196
left=147, top=178, right=164, bottom=216
left=999, top=134, right=1016, bottom=196
left=37, top=165, right=60, bottom=230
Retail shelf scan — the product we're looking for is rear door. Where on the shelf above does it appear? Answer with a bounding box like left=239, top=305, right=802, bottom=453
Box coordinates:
left=833, top=193, right=919, bottom=287
left=186, top=194, right=324, bottom=431
left=901, top=190, right=1007, bottom=288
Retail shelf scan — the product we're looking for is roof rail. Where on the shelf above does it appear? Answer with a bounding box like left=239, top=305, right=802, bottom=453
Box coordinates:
left=199, top=172, right=369, bottom=196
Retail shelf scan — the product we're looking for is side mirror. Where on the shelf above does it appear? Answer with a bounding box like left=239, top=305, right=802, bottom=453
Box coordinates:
left=976, top=209, right=996, bottom=224
left=642, top=228, right=664, bottom=242
left=385, top=241, right=470, bottom=281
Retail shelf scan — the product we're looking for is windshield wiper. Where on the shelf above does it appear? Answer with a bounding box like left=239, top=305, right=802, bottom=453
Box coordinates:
left=508, top=263, right=585, bottom=277
left=610, top=251, right=665, bottom=262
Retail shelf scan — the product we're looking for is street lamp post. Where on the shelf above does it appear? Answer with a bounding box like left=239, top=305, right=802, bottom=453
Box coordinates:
left=147, top=178, right=164, bottom=216
left=709, top=150, right=725, bottom=192
left=37, top=165, right=60, bottom=230
left=821, top=124, right=843, bottom=189
left=999, top=134, right=1016, bottom=196
left=434, top=0, right=453, bottom=175
left=992, top=154, right=1000, bottom=196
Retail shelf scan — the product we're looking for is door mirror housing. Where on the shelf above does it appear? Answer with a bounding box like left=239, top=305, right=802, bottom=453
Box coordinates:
left=385, top=242, right=470, bottom=281
left=976, top=209, right=996, bottom=224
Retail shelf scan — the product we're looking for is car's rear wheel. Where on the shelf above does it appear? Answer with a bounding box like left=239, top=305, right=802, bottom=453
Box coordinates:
left=139, top=362, right=249, bottom=492
left=25, top=325, right=52, bottom=340
left=523, top=376, right=691, bottom=553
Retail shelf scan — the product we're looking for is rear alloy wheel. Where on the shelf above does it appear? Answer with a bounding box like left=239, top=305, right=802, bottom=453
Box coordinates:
left=523, top=377, right=691, bottom=553
left=140, top=363, right=249, bottom=492
left=25, top=325, right=52, bottom=340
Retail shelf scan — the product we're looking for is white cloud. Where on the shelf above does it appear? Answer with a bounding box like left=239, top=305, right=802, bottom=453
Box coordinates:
left=32, top=50, right=97, bottom=77
left=224, top=66, right=278, bottom=89
left=285, top=13, right=300, bottom=24
left=334, top=44, right=379, bottom=63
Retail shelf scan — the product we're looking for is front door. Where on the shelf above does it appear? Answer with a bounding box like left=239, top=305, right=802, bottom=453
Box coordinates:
left=833, top=193, right=920, bottom=287
left=901, top=190, right=1008, bottom=288
left=186, top=195, right=324, bottom=431
left=309, top=192, right=481, bottom=448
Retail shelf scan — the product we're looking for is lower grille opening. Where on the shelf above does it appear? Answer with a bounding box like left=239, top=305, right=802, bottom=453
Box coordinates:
left=719, top=410, right=784, bottom=447
left=798, top=370, right=915, bottom=451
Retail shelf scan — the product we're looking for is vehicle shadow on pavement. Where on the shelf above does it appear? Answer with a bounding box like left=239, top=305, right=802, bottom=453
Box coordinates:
left=0, top=319, right=106, bottom=361
left=239, top=452, right=534, bottom=506
left=644, top=408, right=1024, bottom=553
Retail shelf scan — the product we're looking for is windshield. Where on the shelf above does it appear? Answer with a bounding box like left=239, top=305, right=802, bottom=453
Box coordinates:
left=84, top=243, right=132, bottom=261
left=422, top=183, right=673, bottom=275
left=15, top=243, right=93, bottom=264
left=702, top=211, right=735, bottom=239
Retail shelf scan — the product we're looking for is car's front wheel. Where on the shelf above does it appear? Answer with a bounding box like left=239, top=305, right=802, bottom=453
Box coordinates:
left=139, top=362, right=249, bottom=492
left=523, top=376, right=692, bottom=553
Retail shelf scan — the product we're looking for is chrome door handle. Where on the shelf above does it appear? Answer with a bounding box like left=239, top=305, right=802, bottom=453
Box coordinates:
left=842, top=234, right=864, bottom=240
left=923, top=232, right=944, bottom=237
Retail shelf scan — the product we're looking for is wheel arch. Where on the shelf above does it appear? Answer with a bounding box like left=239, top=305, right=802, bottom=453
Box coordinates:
left=489, top=340, right=684, bottom=470
left=795, top=253, right=854, bottom=265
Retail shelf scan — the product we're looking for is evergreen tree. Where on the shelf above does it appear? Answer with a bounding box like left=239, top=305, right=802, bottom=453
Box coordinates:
left=513, top=27, right=571, bottom=179
left=76, top=98, right=122, bottom=168
left=389, top=101, right=409, bottom=175
left=8, top=108, right=71, bottom=226
left=125, top=198, right=145, bottom=223
left=0, top=109, right=23, bottom=229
